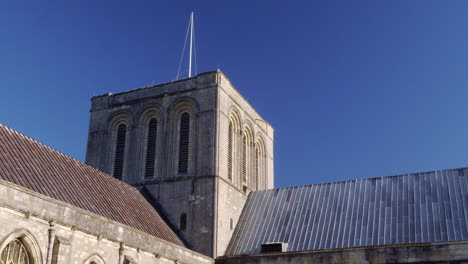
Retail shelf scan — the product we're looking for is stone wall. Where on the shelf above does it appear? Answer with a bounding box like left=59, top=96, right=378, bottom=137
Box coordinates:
left=216, top=242, right=468, bottom=264
left=214, top=179, right=248, bottom=257
left=86, top=70, right=274, bottom=257
left=0, top=180, right=213, bottom=264
left=86, top=72, right=219, bottom=183
left=86, top=70, right=274, bottom=190
left=216, top=71, right=274, bottom=190
left=86, top=72, right=220, bottom=257
left=214, top=72, right=274, bottom=257
left=85, top=70, right=275, bottom=258
left=141, top=177, right=216, bottom=257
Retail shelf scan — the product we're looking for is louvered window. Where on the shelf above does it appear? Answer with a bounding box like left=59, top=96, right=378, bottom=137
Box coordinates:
left=227, top=122, right=233, bottom=180
left=0, top=239, right=31, bottom=264
left=255, top=147, right=259, bottom=190
left=144, top=118, right=157, bottom=179
left=178, top=112, right=190, bottom=173
left=242, top=134, right=247, bottom=183
left=113, top=123, right=127, bottom=179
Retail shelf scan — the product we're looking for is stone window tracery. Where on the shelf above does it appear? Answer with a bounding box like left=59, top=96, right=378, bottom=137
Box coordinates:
left=0, top=239, right=31, bottom=264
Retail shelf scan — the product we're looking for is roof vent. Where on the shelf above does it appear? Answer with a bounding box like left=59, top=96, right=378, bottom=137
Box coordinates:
left=261, top=242, right=288, bottom=253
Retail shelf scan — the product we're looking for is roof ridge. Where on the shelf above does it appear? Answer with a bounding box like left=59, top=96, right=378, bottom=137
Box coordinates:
left=229, top=166, right=468, bottom=255
left=256, top=166, right=468, bottom=192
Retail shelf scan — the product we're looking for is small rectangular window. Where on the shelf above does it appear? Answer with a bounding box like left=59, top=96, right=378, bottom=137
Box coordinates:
left=261, top=242, right=288, bottom=253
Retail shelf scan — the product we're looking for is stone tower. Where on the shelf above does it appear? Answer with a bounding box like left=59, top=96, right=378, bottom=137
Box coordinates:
left=85, top=70, right=274, bottom=257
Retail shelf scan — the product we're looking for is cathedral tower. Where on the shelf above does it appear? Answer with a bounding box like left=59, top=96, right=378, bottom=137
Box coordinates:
left=85, top=70, right=274, bottom=257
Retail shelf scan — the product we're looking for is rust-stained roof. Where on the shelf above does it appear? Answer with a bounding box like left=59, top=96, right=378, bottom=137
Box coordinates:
left=0, top=124, right=184, bottom=247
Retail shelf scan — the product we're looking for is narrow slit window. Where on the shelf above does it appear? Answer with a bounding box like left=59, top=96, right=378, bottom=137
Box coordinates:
left=242, top=134, right=247, bottom=183
left=228, top=122, right=233, bottom=180
left=180, top=213, right=187, bottom=231
left=178, top=112, right=190, bottom=173
left=145, top=118, right=158, bottom=179
left=113, top=123, right=127, bottom=179
left=255, top=146, right=259, bottom=190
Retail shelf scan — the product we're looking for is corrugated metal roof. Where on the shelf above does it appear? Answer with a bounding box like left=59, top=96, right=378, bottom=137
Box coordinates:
left=226, top=169, right=468, bottom=255
left=0, top=124, right=184, bottom=247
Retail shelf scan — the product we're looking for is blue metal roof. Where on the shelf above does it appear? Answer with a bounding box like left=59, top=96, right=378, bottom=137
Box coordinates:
left=225, top=168, right=468, bottom=255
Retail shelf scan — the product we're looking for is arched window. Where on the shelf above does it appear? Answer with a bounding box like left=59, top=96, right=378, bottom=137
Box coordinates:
left=144, top=118, right=158, bottom=179
left=255, top=138, right=266, bottom=190
left=178, top=112, right=190, bottom=173
left=227, top=112, right=240, bottom=183
left=241, top=127, right=253, bottom=190
left=113, top=123, right=127, bottom=179
left=242, top=133, right=247, bottom=184
left=84, top=255, right=106, bottom=264
left=0, top=239, right=31, bottom=264
left=255, top=146, right=259, bottom=191
left=227, top=121, right=234, bottom=181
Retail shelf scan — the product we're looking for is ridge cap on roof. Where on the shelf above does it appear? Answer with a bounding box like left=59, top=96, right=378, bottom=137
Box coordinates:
left=255, top=166, right=468, bottom=193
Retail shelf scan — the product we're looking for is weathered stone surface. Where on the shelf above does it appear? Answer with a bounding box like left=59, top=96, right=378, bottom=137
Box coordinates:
left=216, top=242, right=468, bottom=264
left=0, top=180, right=213, bottom=264
left=85, top=70, right=274, bottom=257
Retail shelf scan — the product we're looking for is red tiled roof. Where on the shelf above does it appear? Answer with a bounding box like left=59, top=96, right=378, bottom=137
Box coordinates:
left=0, top=124, right=184, bottom=247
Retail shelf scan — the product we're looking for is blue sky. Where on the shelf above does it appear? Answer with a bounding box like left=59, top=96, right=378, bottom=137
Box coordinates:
left=1, top=1, right=468, bottom=188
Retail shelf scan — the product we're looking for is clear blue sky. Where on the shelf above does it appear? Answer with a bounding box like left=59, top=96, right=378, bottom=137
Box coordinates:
left=1, top=1, right=468, bottom=188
